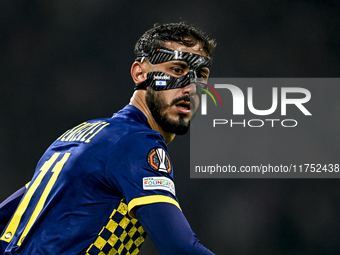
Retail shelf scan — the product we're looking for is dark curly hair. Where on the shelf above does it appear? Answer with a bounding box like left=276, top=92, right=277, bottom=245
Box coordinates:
left=134, top=22, right=216, bottom=61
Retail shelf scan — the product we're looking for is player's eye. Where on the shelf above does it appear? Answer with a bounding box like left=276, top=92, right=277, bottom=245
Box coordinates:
left=197, top=72, right=207, bottom=78
left=197, top=68, right=210, bottom=78
left=197, top=71, right=209, bottom=78
left=171, top=67, right=185, bottom=75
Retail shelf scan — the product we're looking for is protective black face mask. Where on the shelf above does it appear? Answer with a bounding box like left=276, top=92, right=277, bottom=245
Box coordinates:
left=134, top=47, right=211, bottom=91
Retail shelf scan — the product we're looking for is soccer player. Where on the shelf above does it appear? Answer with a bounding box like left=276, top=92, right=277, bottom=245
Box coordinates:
left=0, top=23, right=216, bottom=254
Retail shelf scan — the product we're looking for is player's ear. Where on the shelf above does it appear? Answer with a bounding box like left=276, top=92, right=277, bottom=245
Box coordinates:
left=131, top=61, right=148, bottom=84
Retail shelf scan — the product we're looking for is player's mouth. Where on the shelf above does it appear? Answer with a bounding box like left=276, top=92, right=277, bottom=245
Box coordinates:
left=175, top=101, right=191, bottom=114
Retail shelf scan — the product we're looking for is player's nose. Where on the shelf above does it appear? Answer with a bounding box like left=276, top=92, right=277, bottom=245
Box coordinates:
left=182, top=83, right=197, bottom=95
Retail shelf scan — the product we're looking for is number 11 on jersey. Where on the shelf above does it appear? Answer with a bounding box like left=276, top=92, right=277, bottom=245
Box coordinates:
left=0, top=152, right=71, bottom=246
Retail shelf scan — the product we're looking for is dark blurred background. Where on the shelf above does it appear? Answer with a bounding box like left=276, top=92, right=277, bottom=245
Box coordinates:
left=1, top=0, right=340, bottom=254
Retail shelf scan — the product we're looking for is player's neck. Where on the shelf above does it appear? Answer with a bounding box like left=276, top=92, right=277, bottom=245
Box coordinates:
left=129, top=90, right=175, bottom=144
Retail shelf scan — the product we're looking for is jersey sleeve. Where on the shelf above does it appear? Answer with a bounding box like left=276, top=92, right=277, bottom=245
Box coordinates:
left=107, top=131, right=180, bottom=218
left=135, top=202, right=215, bottom=254
left=0, top=186, right=26, bottom=234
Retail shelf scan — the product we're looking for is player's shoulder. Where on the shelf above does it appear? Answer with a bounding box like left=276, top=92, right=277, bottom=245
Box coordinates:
left=51, top=105, right=165, bottom=150
left=88, top=105, right=165, bottom=146
left=108, top=105, right=164, bottom=140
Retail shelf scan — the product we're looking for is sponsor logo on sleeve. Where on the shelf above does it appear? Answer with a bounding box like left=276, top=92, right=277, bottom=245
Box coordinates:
left=143, top=177, right=176, bottom=195
left=147, top=147, right=172, bottom=174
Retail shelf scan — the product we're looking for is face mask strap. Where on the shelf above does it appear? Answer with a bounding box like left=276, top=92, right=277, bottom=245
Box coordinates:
left=147, top=48, right=211, bottom=68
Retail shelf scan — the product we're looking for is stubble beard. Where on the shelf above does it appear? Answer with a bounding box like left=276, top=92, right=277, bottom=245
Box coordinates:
left=145, top=89, right=193, bottom=135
